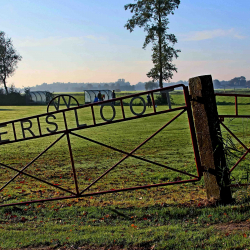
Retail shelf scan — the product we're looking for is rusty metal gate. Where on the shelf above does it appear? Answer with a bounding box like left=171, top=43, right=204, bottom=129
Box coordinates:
left=216, top=93, right=250, bottom=179
left=0, top=85, right=202, bottom=207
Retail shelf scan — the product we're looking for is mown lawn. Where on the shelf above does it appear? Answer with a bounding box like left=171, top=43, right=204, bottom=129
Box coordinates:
left=0, top=91, right=250, bottom=249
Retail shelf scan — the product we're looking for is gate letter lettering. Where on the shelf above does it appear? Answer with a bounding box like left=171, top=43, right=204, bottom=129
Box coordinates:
left=0, top=124, right=9, bottom=143
left=74, top=110, right=86, bottom=128
left=129, top=97, right=146, bottom=116
left=100, top=104, right=116, bottom=122
left=46, top=115, right=58, bottom=133
left=62, top=96, right=71, bottom=109
left=53, top=96, right=60, bottom=111
left=21, top=120, right=35, bottom=138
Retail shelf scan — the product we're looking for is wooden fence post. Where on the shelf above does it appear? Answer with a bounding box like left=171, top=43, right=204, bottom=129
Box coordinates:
left=189, top=75, right=233, bottom=204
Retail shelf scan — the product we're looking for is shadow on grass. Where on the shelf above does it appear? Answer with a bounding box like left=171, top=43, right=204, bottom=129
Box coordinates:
left=1, top=197, right=250, bottom=249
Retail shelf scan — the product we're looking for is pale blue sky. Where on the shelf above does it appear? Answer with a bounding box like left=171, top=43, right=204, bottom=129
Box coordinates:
left=1, top=0, right=249, bottom=87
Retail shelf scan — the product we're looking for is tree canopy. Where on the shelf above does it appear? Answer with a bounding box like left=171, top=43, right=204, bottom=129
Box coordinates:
left=124, top=0, right=180, bottom=88
left=229, top=76, right=246, bottom=86
left=0, top=31, right=22, bottom=94
left=145, top=81, right=158, bottom=90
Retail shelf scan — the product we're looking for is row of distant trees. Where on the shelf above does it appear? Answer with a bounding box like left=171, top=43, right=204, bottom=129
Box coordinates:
left=24, top=77, right=250, bottom=93
left=26, top=79, right=135, bottom=93
left=13, top=76, right=250, bottom=94
left=213, top=76, right=250, bottom=89
left=22, top=79, right=189, bottom=93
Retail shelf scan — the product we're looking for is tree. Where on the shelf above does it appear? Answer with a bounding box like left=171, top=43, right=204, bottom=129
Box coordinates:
left=124, top=0, right=180, bottom=89
left=104, top=83, right=109, bottom=89
left=213, top=79, right=221, bottom=89
left=0, top=31, right=22, bottom=94
left=246, top=80, right=250, bottom=88
left=145, top=81, right=158, bottom=90
left=86, top=84, right=93, bottom=90
left=229, top=76, right=246, bottom=87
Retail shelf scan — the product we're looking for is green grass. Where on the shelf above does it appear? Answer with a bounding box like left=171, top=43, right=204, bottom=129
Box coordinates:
left=0, top=99, right=250, bottom=249
left=1, top=196, right=250, bottom=249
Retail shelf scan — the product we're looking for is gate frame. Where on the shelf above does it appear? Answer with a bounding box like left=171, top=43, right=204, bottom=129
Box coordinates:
left=216, top=93, right=250, bottom=175
left=0, top=85, right=202, bottom=207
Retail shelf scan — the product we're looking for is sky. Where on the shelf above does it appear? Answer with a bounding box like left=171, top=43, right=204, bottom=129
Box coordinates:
left=1, top=0, right=250, bottom=88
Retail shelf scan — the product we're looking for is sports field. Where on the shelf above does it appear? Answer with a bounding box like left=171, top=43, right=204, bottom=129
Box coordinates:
left=0, top=90, right=250, bottom=249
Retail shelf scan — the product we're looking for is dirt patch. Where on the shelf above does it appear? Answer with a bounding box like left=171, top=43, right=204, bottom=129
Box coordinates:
left=214, top=220, right=250, bottom=233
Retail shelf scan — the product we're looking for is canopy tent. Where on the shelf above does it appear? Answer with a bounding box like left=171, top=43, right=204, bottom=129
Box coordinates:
left=26, top=91, right=53, bottom=104
left=84, top=90, right=113, bottom=104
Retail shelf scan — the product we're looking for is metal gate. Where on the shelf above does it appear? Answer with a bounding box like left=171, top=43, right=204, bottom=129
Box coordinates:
left=0, top=85, right=202, bottom=207
left=216, top=93, right=250, bottom=178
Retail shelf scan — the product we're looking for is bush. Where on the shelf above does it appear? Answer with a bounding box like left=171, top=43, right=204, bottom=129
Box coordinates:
left=155, top=94, right=174, bottom=105
left=0, top=92, right=26, bottom=105
left=0, top=86, right=26, bottom=105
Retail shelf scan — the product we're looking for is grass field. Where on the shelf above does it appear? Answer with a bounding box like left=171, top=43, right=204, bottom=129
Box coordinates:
left=1, top=90, right=250, bottom=249
left=53, top=88, right=250, bottom=109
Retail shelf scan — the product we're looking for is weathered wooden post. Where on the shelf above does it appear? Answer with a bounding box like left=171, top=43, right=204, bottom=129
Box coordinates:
left=189, top=75, right=233, bottom=204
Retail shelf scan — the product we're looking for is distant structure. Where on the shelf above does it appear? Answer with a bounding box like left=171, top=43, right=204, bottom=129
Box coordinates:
left=26, top=91, right=53, bottom=105
left=84, top=90, right=112, bottom=104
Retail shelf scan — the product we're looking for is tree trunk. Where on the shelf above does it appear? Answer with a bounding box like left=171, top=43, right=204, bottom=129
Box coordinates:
left=3, top=78, right=8, bottom=94
left=158, top=5, right=163, bottom=89
left=159, top=34, right=165, bottom=103
left=157, top=2, right=166, bottom=106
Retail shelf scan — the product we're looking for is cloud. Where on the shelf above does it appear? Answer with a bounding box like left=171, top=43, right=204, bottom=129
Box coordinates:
left=181, top=28, right=246, bottom=41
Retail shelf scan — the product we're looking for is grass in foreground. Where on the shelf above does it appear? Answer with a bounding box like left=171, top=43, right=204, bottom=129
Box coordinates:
left=1, top=189, right=250, bottom=249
